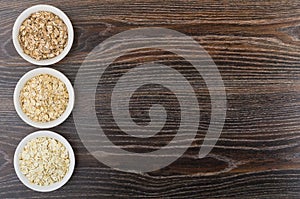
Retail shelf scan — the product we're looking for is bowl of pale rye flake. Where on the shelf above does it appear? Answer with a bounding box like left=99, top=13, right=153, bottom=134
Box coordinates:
left=12, top=4, right=74, bottom=65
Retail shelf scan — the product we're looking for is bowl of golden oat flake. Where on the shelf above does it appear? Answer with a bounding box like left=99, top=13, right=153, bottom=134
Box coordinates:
left=14, top=68, right=75, bottom=128
left=14, top=130, right=75, bottom=192
left=12, top=4, right=74, bottom=65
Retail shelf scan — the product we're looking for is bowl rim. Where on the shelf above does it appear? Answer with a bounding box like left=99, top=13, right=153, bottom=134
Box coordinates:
left=14, top=130, right=75, bottom=192
left=13, top=67, right=75, bottom=129
left=12, top=4, right=74, bottom=66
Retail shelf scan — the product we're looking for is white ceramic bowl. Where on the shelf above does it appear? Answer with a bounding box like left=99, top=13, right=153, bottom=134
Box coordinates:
left=12, top=4, right=74, bottom=65
left=14, top=68, right=75, bottom=129
left=14, top=130, right=75, bottom=192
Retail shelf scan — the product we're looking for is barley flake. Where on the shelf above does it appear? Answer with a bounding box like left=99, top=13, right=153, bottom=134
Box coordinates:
left=19, top=137, right=70, bottom=186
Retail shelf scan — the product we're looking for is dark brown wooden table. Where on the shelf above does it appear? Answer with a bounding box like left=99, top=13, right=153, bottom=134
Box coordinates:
left=1, top=0, right=300, bottom=198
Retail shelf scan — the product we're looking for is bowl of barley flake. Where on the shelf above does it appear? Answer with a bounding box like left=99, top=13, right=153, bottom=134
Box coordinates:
left=14, top=130, right=75, bottom=192
left=12, top=4, right=74, bottom=65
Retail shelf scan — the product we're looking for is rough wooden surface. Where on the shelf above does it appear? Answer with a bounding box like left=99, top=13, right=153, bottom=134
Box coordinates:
left=1, top=0, right=300, bottom=198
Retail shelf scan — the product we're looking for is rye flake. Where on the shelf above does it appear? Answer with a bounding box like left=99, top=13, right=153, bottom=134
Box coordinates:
left=18, top=11, right=68, bottom=60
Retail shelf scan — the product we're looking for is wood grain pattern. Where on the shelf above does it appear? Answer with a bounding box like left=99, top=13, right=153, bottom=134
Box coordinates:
left=1, top=0, right=300, bottom=198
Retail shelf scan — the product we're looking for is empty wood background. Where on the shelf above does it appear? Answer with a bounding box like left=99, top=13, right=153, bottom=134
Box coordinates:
left=0, top=0, right=300, bottom=198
